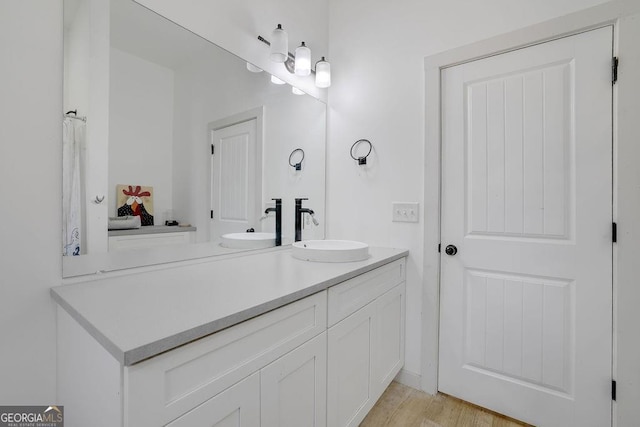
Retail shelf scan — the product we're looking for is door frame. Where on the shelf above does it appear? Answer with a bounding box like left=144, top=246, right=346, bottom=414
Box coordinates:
left=422, top=2, right=640, bottom=425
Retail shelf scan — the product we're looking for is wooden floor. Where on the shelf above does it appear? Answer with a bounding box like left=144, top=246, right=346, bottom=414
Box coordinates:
left=360, top=382, right=531, bottom=427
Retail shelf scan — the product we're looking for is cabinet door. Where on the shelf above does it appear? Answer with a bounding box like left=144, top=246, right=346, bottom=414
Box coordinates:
left=261, top=332, right=327, bottom=427
left=372, top=283, right=405, bottom=397
left=327, top=303, right=376, bottom=427
left=166, top=373, right=259, bottom=427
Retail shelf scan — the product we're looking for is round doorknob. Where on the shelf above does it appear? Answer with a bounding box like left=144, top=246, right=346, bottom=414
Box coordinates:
left=445, top=245, right=458, bottom=256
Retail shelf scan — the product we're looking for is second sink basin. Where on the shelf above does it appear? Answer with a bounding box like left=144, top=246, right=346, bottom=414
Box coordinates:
left=292, top=240, right=369, bottom=262
left=220, top=232, right=276, bottom=249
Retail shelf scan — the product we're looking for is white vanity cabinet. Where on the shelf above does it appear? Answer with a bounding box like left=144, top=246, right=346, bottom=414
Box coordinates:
left=55, top=251, right=407, bottom=427
left=327, top=259, right=406, bottom=427
left=124, top=292, right=327, bottom=427
left=168, top=332, right=327, bottom=427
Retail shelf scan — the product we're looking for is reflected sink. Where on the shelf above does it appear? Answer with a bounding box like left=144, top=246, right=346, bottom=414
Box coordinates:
left=292, top=240, right=369, bottom=262
left=220, top=232, right=276, bottom=249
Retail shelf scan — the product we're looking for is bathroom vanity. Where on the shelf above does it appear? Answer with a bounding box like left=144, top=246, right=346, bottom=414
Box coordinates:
left=52, top=246, right=407, bottom=427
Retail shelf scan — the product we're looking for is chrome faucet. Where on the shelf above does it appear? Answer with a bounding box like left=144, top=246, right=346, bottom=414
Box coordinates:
left=295, top=198, right=318, bottom=242
left=264, top=198, right=282, bottom=246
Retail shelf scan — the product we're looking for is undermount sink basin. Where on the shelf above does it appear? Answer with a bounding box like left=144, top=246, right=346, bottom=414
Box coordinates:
left=220, top=232, right=276, bottom=249
left=292, top=240, right=369, bottom=262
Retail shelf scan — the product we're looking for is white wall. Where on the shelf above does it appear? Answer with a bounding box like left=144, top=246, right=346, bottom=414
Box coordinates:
left=109, top=47, right=174, bottom=222
left=326, top=0, right=610, bottom=383
left=0, top=0, right=62, bottom=403
left=63, top=0, right=90, bottom=115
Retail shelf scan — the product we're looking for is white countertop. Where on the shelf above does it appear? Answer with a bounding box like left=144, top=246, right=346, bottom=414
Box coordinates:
left=108, top=225, right=197, bottom=236
left=52, top=246, right=408, bottom=366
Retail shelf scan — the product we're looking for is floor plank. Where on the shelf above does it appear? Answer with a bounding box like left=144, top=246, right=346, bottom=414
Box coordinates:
left=360, top=382, right=532, bottom=427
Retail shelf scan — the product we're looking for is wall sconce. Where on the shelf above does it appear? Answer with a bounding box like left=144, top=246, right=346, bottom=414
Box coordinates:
left=258, top=25, right=331, bottom=88
left=350, top=139, right=372, bottom=165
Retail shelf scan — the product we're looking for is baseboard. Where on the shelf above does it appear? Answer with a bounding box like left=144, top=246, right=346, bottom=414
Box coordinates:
left=394, top=368, right=422, bottom=390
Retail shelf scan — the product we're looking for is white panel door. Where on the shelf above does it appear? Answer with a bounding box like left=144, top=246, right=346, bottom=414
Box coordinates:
left=166, top=372, right=259, bottom=427
left=439, top=27, right=613, bottom=427
left=211, top=119, right=258, bottom=239
left=261, top=332, right=327, bottom=427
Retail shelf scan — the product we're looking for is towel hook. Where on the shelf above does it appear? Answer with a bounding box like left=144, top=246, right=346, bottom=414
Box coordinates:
left=93, top=195, right=105, bottom=204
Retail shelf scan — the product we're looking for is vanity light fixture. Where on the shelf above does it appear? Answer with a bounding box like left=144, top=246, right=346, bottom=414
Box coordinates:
left=315, top=57, right=331, bottom=88
left=246, top=62, right=263, bottom=73
left=257, top=26, right=331, bottom=88
left=294, top=42, right=311, bottom=76
left=270, top=24, right=288, bottom=63
left=271, top=75, right=286, bottom=85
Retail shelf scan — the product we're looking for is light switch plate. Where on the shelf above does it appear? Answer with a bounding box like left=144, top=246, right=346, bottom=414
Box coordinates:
left=392, top=202, right=419, bottom=223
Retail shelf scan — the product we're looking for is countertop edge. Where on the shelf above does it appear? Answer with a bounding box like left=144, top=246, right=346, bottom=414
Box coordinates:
left=51, top=288, right=126, bottom=365
left=56, top=249, right=409, bottom=366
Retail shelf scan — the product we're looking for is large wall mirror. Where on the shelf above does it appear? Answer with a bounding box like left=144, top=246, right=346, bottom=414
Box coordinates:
left=62, top=0, right=326, bottom=277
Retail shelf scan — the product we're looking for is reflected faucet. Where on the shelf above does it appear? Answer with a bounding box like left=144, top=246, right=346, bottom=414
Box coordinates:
left=295, top=198, right=318, bottom=242
left=264, top=198, right=282, bottom=246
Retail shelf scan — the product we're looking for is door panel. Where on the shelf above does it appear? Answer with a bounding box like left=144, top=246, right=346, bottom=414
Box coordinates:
left=260, top=332, right=327, bottom=427
left=439, top=27, right=612, bottom=427
left=210, top=119, right=258, bottom=239
left=166, top=373, right=259, bottom=427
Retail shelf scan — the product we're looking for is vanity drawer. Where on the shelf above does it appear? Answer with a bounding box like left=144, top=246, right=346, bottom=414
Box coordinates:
left=124, top=291, right=327, bottom=427
left=328, top=258, right=405, bottom=327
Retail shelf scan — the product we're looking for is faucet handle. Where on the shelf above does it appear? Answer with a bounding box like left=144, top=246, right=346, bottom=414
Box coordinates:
left=295, top=197, right=309, bottom=203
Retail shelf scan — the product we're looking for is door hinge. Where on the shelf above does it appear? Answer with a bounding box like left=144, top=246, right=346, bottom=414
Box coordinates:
left=612, top=57, right=619, bottom=84
left=211, top=144, right=215, bottom=155
left=438, top=243, right=441, bottom=253
left=612, top=380, right=617, bottom=401
left=210, top=210, right=214, bottom=219
left=613, top=222, right=617, bottom=243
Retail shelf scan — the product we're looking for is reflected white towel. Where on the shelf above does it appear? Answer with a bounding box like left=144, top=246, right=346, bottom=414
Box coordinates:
left=62, top=118, right=83, bottom=256
left=108, top=215, right=141, bottom=230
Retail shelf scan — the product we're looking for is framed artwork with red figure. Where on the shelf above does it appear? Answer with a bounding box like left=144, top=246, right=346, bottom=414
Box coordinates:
left=116, top=184, right=154, bottom=226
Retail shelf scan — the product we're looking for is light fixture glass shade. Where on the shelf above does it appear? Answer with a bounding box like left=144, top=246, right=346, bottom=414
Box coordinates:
left=271, top=75, right=286, bottom=85
left=270, top=24, right=288, bottom=63
left=315, top=57, right=331, bottom=88
left=246, top=62, right=263, bottom=73
left=294, top=42, right=311, bottom=76
left=292, top=87, right=305, bottom=95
